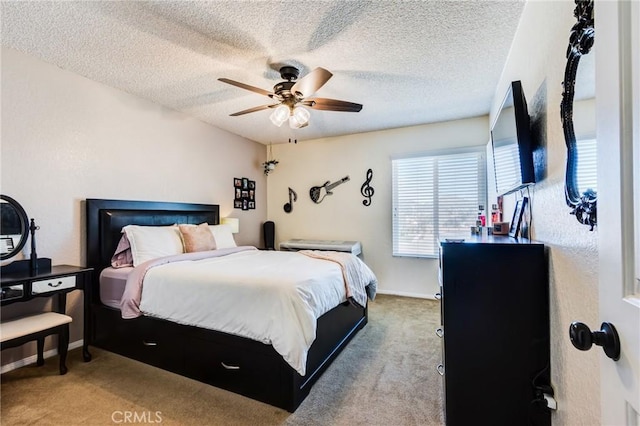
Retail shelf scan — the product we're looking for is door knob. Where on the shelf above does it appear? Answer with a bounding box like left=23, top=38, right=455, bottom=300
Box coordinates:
left=569, top=321, right=620, bottom=361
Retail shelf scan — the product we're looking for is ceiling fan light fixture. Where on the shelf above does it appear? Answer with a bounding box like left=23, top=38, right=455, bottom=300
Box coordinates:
left=220, top=66, right=361, bottom=130
left=270, top=105, right=289, bottom=127
left=289, top=106, right=310, bottom=129
left=288, top=116, right=301, bottom=129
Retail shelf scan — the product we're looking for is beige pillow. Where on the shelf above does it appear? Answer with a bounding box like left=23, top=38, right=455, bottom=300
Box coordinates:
left=179, top=223, right=216, bottom=253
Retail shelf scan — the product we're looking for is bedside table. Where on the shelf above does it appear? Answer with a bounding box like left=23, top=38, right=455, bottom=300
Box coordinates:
left=1, top=265, right=93, bottom=372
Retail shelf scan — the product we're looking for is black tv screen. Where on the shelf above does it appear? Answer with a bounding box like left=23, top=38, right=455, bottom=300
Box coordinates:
left=491, top=81, right=536, bottom=196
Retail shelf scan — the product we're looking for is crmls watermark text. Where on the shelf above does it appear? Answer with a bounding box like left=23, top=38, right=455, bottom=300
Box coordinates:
left=111, top=411, right=163, bottom=424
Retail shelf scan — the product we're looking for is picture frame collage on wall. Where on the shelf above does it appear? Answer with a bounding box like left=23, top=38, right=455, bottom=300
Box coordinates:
left=234, top=177, right=255, bottom=210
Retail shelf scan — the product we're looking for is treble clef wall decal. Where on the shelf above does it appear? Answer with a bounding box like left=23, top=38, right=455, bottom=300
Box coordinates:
left=361, top=169, right=374, bottom=206
left=283, top=187, right=297, bottom=213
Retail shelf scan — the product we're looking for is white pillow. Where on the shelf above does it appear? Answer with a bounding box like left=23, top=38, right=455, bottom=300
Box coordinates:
left=209, top=224, right=237, bottom=249
left=122, top=225, right=184, bottom=266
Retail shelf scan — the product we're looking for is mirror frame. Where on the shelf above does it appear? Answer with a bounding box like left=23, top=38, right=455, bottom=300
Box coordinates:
left=1, top=195, right=29, bottom=260
left=561, top=0, right=596, bottom=230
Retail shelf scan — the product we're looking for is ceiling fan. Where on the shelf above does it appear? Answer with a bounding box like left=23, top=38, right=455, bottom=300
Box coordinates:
left=218, top=66, right=363, bottom=129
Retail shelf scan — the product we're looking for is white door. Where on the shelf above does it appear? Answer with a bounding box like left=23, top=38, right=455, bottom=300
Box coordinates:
left=596, top=1, right=640, bottom=424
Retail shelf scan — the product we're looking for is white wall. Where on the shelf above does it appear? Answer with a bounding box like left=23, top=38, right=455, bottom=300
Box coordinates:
left=490, top=1, right=600, bottom=424
left=0, top=47, right=267, bottom=365
left=267, top=117, right=489, bottom=298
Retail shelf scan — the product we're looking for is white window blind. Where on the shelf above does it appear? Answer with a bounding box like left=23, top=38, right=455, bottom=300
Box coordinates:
left=493, top=141, right=521, bottom=195
left=576, top=138, right=597, bottom=194
left=392, top=148, right=486, bottom=258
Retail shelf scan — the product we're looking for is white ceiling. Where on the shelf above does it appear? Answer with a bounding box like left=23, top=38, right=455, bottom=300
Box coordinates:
left=1, top=1, right=526, bottom=145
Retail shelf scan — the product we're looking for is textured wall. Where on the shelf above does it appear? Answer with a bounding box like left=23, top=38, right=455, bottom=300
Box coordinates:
left=0, top=47, right=267, bottom=366
left=267, top=117, right=489, bottom=298
left=489, top=1, right=600, bottom=424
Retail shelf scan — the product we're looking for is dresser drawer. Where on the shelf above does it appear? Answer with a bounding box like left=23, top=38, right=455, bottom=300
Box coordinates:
left=31, top=275, right=76, bottom=295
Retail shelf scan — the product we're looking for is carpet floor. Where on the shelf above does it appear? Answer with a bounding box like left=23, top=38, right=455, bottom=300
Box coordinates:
left=0, top=295, right=444, bottom=425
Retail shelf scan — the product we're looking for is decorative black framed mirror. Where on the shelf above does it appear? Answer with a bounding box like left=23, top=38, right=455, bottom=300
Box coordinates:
left=561, top=0, right=596, bottom=230
left=1, top=195, right=29, bottom=260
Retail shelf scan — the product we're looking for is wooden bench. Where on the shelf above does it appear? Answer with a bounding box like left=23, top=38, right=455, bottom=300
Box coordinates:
left=1, top=312, right=72, bottom=375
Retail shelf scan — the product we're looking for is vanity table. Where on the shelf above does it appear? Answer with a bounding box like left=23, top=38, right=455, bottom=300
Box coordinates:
left=1, top=265, right=93, bottom=373
left=2, top=192, right=93, bottom=374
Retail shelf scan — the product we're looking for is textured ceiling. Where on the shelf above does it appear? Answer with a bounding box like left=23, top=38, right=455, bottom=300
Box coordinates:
left=1, top=1, right=526, bottom=144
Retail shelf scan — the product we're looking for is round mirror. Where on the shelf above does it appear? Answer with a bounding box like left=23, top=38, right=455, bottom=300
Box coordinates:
left=561, top=0, right=596, bottom=229
left=1, top=195, right=29, bottom=260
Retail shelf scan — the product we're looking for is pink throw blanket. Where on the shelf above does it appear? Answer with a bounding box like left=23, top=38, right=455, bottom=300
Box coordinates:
left=298, top=250, right=377, bottom=307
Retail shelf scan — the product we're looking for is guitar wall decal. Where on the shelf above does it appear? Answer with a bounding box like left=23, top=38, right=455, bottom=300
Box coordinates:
left=309, top=176, right=350, bottom=204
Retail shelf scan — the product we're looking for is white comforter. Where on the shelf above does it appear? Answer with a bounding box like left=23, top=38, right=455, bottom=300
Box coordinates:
left=135, top=248, right=376, bottom=375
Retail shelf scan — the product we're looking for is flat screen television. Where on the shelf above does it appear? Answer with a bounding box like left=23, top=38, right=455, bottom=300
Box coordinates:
left=491, top=80, right=536, bottom=196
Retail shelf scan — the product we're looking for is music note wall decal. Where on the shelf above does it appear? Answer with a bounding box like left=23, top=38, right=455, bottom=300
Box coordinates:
left=361, top=169, right=374, bottom=206
left=283, top=187, right=297, bottom=213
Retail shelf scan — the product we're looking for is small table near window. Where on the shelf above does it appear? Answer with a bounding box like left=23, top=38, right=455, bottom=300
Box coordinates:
left=279, top=239, right=362, bottom=257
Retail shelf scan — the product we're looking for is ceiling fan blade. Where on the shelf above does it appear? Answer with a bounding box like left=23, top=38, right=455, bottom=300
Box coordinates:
left=290, top=67, right=333, bottom=98
left=218, top=78, right=274, bottom=97
left=305, top=98, right=363, bottom=112
left=229, top=104, right=278, bottom=116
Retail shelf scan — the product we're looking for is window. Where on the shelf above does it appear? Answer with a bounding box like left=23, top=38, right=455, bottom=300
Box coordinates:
left=392, top=147, right=487, bottom=258
left=576, top=138, right=597, bottom=195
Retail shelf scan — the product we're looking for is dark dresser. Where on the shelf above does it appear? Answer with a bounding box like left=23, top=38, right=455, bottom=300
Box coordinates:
left=438, top=236, right=551, bottom=426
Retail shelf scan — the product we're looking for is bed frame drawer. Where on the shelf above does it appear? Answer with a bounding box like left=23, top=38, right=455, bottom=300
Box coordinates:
left=184, top=337, right=285, bottom=407
left=124, top=317, right=183, bottom=371
left=92, top=308, right=183, bottom=372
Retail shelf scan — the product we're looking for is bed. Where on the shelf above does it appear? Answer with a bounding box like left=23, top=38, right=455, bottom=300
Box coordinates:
left=84, top=198, right=372, bottom=412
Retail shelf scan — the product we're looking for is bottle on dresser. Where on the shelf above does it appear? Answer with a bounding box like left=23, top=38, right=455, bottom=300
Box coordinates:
left=477, top=205, right=486, bottom=227
left=491, top=204, right=501, bottom=224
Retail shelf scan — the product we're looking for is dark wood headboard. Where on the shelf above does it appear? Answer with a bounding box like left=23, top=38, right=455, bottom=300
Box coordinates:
left=85, top=199, right=219, bottom=276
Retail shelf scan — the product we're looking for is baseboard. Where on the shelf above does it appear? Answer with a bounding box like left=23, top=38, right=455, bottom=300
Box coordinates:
left=376, top=289, right=437, bottom=300
left=1, top=339, right=84, bottom=374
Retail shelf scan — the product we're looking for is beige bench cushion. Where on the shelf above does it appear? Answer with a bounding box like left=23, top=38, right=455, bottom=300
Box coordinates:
left=1, top=312, right=72, bottom=343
